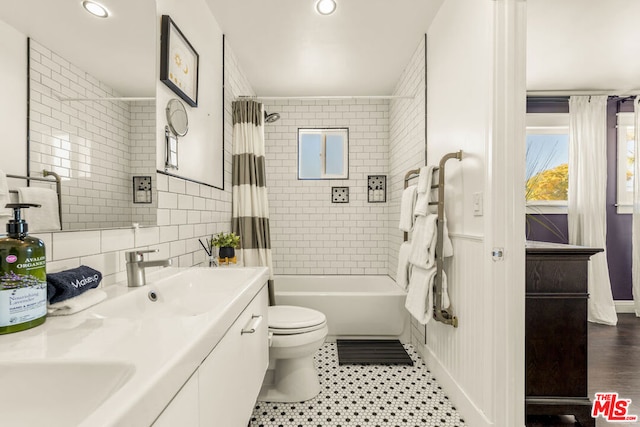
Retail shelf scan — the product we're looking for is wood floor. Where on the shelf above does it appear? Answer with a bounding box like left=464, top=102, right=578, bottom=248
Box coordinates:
left=527, top=313, right=640, bottom=427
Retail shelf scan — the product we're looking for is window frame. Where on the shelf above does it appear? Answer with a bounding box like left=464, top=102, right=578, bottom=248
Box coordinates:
left=525, top=113, right=570, bottom=214
left=297, top=128, right=349, bottom=180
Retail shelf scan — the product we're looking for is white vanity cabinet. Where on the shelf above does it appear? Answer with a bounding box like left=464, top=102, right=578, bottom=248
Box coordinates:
left=152, top=373, right=200, bottom=427
left=154, top=283, right=269, bottom=427
left=199, top=285, right=269, bottom=426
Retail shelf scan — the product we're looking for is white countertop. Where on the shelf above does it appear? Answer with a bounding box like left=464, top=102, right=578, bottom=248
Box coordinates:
left=0, top=266, right=269, bottom=427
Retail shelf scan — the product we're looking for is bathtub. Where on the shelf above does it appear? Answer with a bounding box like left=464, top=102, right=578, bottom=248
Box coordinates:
left=274, top=275, right=409, bottom=341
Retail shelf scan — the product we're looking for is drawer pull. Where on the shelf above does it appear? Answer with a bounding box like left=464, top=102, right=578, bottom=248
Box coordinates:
left=241, top=315, right=263, bottom=335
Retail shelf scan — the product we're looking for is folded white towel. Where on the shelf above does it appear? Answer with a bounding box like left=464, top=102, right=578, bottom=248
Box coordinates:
left=399, top=185, right=417, bottom=232
left=416, top=165, right=434, bottom=194
left=405, top=266, right=449, bottom=325
left=408, top=214, right=453, bottom=269
left=0, top=171, right=12, bottom=220
left=18, top=187, right=61, bottom=232
left=395, top=242, right=412, bottom=290
left=47, top=289, right=107, bottom=316
left=414, top=166, right=436, bottom=216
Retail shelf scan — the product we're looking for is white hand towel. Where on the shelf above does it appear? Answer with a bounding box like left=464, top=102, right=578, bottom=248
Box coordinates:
left=408, top=214, right=453, bottom=269
left=398, top=185, right=417, bottom=232
left=47, top=289, right=107, bottom=316
left=416, top=165, right=434, bottom=194
left=414, top=166, right=436, bottom=216
left=395, top=241, right=412, bottom=290
left=0, top=171, right=12, bottom=220
left=18, top=187, right=61, bottom=232
left=405, top=266, right=449, bottom=325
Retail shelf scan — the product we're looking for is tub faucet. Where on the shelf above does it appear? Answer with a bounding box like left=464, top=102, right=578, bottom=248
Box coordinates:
left=125, top=249, right=172, bottom=287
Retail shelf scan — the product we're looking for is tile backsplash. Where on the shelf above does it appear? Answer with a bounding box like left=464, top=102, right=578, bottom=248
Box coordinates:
left=264, top=99, right=389, bottom=275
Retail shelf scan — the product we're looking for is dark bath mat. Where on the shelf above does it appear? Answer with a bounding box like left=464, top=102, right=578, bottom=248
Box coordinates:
left=336, top=339, right=414, bottom=366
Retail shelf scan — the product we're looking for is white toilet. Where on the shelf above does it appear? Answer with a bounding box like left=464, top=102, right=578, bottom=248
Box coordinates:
left=258, top=305, right=328, bottom=403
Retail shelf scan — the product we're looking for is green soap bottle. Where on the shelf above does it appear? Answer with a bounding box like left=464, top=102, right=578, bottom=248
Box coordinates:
left=0, top=203, right=47, bottom=334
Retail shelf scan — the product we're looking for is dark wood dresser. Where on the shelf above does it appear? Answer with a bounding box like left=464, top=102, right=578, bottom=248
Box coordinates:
left=525, top=241, right=603, bottom=427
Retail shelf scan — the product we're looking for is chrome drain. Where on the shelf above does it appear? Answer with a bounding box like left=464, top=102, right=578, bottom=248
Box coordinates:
left=148, top=290, right=158, bottom=302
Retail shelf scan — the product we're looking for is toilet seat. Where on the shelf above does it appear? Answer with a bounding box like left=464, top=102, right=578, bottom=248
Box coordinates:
left=268, top=305, right=327, bottom=335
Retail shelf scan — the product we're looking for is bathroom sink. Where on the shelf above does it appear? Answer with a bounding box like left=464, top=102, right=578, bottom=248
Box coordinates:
left=89, top=267, right=264, bottom=319
left=0, top=360, right=134, bottom=427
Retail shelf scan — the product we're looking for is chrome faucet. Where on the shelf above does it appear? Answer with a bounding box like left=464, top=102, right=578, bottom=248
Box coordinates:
left=125, top=249, right=172, bottom=287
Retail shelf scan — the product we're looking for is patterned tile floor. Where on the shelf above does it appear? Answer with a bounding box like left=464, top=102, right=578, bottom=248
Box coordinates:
left=250, top=343, right=466, bottom=427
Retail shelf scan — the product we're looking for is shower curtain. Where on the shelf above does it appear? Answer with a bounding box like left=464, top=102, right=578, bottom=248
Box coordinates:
left=633, top=97, right=640, bottom=316
left=568, top=96, right=617, bottom=325
left=231, top=99, right=275, bottom=305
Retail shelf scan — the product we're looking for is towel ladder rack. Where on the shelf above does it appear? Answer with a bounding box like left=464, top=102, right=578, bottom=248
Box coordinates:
left=6, top=170, right=62, bottom=228
left=403, top=150, right=463, bottom=328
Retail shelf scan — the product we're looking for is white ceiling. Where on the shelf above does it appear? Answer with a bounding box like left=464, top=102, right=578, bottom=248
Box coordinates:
left=0, top=0, right=156, bottom=97
left=527, top=0, right=640, bottom=93
left=1, top=1, right=638, bottom=99
left=205, top=0, right=444, bottom=96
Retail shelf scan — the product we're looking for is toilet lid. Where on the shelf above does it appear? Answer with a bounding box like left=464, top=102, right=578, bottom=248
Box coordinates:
left=268, top=305, right=327, bottom=335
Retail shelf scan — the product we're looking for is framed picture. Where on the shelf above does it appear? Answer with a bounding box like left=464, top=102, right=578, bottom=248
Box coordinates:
left=160, top=15, right=199, bottom=107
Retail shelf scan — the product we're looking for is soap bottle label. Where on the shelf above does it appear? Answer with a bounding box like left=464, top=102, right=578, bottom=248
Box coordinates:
left=0, top=255, right=47, bottom=328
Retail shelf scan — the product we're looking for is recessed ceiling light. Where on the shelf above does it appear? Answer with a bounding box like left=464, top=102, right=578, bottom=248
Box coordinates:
left=315, top=0, right=336, bottom=15
left=82, top=1, right=109, bottom=18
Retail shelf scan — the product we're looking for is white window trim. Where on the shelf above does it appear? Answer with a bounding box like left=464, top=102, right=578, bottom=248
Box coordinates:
left=526, top=113, right=569, bottom=214
left=298, top=128, right=349, bottom=180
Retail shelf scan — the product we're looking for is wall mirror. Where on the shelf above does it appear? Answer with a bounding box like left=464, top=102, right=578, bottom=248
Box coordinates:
left=166, top=99, right=189, bottom=137
left=0, top=0, right=158, bottom=231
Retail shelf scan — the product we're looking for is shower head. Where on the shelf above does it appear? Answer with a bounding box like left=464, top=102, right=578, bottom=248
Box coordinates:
left=264, top=111, right=281, bottom=123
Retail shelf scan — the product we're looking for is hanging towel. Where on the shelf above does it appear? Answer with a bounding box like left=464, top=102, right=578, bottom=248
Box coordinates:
left=17, top=187, right=61, bottom=232
left=47, top=288, right=107, bottom=316
left=47, top=265, right=102, bottom=304
left=0, top=171, right=12, bottom=220
left=408, top=214, right=453, bottom=269
left=414, top=165, right=435, bottom=217
left=405, top=266, right=449, bottom=325
left=399, top=185, right=417, bottom=232
left=396, top=241, right=412, bottom=290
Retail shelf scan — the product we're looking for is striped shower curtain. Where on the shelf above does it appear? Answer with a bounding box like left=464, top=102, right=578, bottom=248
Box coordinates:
left=232, top=100, right=275, bottom=305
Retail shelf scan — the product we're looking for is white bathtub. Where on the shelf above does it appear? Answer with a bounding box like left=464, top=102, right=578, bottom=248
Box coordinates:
left=274, top=275, right=409, bottom=341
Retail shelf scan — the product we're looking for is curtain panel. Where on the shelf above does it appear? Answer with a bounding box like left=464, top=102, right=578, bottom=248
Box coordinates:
left=568, top=95, right=617, bottom=325
left=231, top=99, right=275, bottom=305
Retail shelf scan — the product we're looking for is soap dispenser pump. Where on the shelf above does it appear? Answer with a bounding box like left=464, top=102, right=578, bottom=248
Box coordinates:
left=0, top=203, right=47, bottom=334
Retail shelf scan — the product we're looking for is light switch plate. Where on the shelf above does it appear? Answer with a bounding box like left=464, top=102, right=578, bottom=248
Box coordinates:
left=473, top=192, right=483, bottom=216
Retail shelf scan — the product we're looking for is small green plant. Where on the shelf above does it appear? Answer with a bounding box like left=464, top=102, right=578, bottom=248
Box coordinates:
left=211, top=231, right=240, bottom=249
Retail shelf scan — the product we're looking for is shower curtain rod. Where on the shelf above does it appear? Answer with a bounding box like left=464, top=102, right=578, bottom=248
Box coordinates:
left=527, top=89, right=640, bottom=97
left=237, top=94, right=415, bottom=100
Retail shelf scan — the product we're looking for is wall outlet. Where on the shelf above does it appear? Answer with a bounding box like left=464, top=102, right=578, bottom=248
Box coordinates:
left=473, top=192, right=483, bottom=216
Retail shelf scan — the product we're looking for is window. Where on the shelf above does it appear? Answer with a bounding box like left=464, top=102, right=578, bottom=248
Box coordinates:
left=526, top=113, right=569, bottom=213
left=298, top=128, right=349, bottom=179
left=617, top=112, right=635, bottom=214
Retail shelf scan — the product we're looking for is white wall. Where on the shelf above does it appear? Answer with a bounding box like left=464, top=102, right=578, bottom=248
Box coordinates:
left=0, top=19, right=27, bottom=176
left=264, top=99, right=389, bottom=275
left=419, top=0, right=526, bottom=426
left=388, top=37, right=426, bottom=281
left=155, top=0, right=224, bottom=189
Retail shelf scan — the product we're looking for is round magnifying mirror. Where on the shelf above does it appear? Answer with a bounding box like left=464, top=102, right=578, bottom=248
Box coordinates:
left=166, top=99, right=189, bottom=137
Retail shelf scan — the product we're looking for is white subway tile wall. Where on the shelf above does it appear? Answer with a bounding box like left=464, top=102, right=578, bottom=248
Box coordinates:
left=24, top=43, right=253, bottom=285
left=29, top=39, right=155, bottom=229
left=130, top=101, right=157, bottom=225
left=264, top=99, right=389, bottom=275
left=387, top=38, right=427, bottom=346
